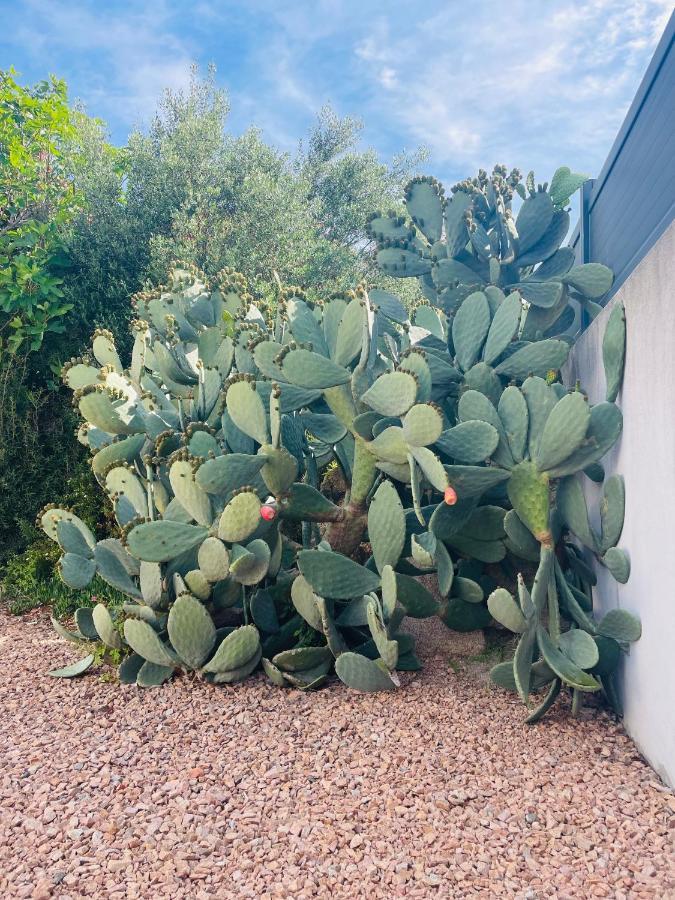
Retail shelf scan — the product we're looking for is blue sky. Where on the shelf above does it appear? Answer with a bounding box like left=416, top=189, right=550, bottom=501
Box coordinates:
left=1, top=0, right=671, bottom=186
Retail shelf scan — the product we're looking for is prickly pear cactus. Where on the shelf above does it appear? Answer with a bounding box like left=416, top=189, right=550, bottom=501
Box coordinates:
left=43, top=266, right=286, bottom=686
left=367, top=165, right=638, bottom=720
left=372, top=165, right=613, bottom=333
left=44, top=160, right=638, bottom=721
left=43, top=265, right=455, bottom=691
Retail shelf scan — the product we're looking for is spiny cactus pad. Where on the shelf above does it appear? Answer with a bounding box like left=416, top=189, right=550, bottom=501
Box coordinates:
left=298, top=550, right=380, bottom=600
left=126, top=521, right=209, bottom=563
left=92, top=604, right=122, bottom=650
left=123, top=619, right=177, bottom=668
left=507, top=462, right=551, bottom=543
left=335, top=652, right=396, bottom=692
left=218, top=491, right=261, bottom=543
left=367, top=480, right=405, bottom=574
left=202, top=625, right=261, bottom=674
left=167, top=595, right=217, bottom=669
left=362, top=372, right=417, bottom=417
left=48, top=655, right=96, bottom=678
left=602, top=301, right=627, bottom=403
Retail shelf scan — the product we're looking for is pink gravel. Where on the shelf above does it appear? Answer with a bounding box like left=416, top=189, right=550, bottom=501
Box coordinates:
left=0, top=608, right=673, bottom=899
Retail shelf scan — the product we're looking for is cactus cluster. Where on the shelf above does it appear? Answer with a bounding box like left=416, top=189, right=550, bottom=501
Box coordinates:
left=374, top=165, right=611, bottom=334
left=43, top=264, right=464, bottom=692
left=44, top=163, right=638, bottom=724
left=367, top=167, right=638, bottom=720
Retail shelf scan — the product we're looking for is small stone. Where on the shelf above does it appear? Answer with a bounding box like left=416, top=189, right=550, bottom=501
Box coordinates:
left=31, top=880, right=52, bottom=899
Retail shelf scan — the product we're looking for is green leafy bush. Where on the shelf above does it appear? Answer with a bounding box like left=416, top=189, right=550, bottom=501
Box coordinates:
left=61, top=70, right=425, bottom=354
left=0, top=69, right=84, bottom=354
left=0, top=364, right=87, bottom=566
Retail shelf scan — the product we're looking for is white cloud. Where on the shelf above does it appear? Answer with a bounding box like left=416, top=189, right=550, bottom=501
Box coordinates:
left=227, top=0, right=670, bottom=182
left=353, top=19, right=401, bottom=90
left=10, top=0, right=194, bottom=129
left=378, top=67, right=398, bottom=89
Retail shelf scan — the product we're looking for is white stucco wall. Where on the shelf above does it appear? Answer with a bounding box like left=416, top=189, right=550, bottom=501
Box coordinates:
left=564, top=220, right=675, bottom=786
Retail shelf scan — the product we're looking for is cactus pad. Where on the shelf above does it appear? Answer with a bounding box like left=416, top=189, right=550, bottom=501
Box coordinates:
left=562, top=263, right=613, bottom=299
left=402, top=403, right=444, bottom=447
left=599, top=475, right=625, bottom=552
left=48, top=654, right=95, bottom=678
left=124, top=619, right=177, bottom=668
left=167, top=594, right=216, bottom=669
left=218, top=491, right=262, bottom=543
left=536, top=625, right=600, bottom=691
left=497, top=387, right=528, bottom=464
left=452, top=291, right=491, bottom=372
left=281, top=348, right=351, bottom=390
left=226, top=379, right=269, bottom=445
left=195, top=453, right=266, bottom=495
left=535, top=392, right=590, bottom=472
left=366, top=598, right=398, bottom=670
left=602, top=302, right=626, bottom=402
left=483, top=292, right=522, bottom=365
left=92, top=604, right=122, bottom=650
left=273, top=646, right=332, bottom=672
left=262, top=657, right=287, bottom=686
left=495, top=340, right=569, bottom=380
left=169, top=460, right=213, bottom=527
left=507, top=462, right=551, bottom=543
left=368, top=480, right=405, bottom=573
left=298, top=550, right=380, bottom=599
left=335, top=652, right=396, bottom=692
left=600, top=547, right=631, bottom=584
left=558, top=629, right=599, bottom=670
left=362, top=371, right=417, bottom=417
left=136, top=661, right=175, bottom=688
left=487, top=588, right=527, bottom=633
left=229, top=540, right=271, bottom=585
left=436, top=421, right=499, bottom=464
left=291, top=575, right=324, bottom=631
left=203, top=625, right=261, bottom=673
left=55, top=520, right=95, bottom=558
left=198, top=537, right=230, bottom=583
left=59, top=553, right=96, bottom=590
left=126, top=521, right=208, bottom=563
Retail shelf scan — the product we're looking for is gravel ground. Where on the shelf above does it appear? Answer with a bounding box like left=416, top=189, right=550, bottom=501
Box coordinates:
left=1, top=608, right=673, bottom=900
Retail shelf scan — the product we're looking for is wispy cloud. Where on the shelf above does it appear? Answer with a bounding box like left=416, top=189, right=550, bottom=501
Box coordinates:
left=3, top=0, right=194, bottom=132
left=349, top=0, right=673, bottom=180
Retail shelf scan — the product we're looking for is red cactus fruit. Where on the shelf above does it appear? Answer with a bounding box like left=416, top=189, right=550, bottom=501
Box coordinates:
left=444, top=486, right=458, bottom=506
left=260, top=504, right=277, bottom=521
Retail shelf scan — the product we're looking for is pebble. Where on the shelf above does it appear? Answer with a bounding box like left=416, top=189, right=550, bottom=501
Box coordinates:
left=1, top=610, right=673, bottom=899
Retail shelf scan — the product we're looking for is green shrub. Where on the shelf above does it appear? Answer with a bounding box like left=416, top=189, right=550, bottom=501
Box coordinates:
left=1, top=537, right=126, bottom=618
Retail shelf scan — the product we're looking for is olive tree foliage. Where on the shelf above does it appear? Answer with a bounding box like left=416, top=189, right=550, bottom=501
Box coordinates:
left=295, top=105, right=425, bottom=282
left=62, top=66, right=425, bottom=350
